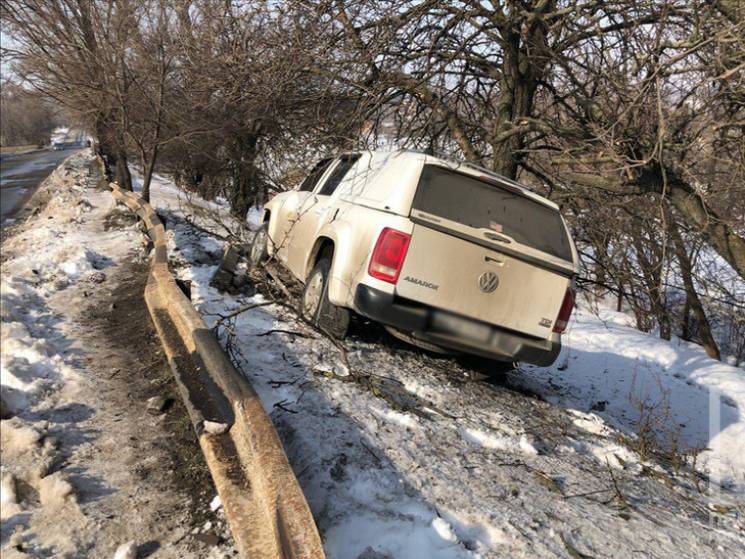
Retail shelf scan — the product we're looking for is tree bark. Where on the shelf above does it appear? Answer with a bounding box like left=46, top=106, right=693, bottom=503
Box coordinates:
left=631, top=224, right=671, bottom=340
left=115, top=148, right=133, bottom=191
left=680, top=291, right=692, bottom=341
left=140, top=146, right=158, bottom=204
left=565, top=167, right=745, bottom=281
left=230, top=134, right=260, bottom=218
left=666, top=179, right=745, bottom=282
left=670, top=220, right=721, bottom=360
left=490, top=3, right=553, bottom=179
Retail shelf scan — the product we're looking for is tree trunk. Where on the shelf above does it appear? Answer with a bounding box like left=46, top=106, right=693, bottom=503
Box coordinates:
left=95, top=116, right=116, bottom=181
left=670, top=219, right=721, bottom=360
left=229, top=134, right=260, bottom=218
left=680, top=291, right=692, bottom=341
left=634, top=164, right=745, bottom=280
left=592, top=236, right=611, bottom=302
left=490, top=3, right=554, bottom=179
left=232, top=164, right=259, bottom=218
left=141, top=146, right=159, bottom=204
left=115, top=148, right=133, bottom=191
left=627, top=281, right=649, bottom=332
left=96, top=117, right=130, bottom=191
left=666, top=178, right=745, bottom=282
left=491, top=34, right=535, bottom=179
left=631, top=225, right=671, bottom=340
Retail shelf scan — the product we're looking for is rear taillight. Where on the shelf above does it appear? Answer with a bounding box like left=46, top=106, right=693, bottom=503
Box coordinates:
left=368, top=227, right=411, bottom=283
left=553, top=287, right=576, bottom=333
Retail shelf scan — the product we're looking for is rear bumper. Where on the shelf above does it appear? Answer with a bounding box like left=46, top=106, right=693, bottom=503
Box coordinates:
left=354, top=284, right=560, bottom=366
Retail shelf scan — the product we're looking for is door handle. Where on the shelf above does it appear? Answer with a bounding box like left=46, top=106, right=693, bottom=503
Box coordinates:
left=484, top=255, right=504, bottom=266
left=482, top=230, right=513, bottom=244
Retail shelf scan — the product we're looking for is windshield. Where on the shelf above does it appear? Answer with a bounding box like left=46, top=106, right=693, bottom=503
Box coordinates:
left=412, top=165, right=573, bottom=262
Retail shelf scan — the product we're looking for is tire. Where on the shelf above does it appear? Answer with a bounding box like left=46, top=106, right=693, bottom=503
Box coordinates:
left=247, top=224, right=269, bottom=269
left=301, top=256, right=350, bottom=339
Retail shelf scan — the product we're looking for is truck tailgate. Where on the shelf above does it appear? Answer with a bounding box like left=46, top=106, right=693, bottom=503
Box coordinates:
left=396, top=224, right=570, bottom=339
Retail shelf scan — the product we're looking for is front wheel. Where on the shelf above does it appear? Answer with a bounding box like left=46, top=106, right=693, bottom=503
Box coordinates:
left=247, top=224, right=269, bottom=269
left=301, top=257, right=349, bottom=339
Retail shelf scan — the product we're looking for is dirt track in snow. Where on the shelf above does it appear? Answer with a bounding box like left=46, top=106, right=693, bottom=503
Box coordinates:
left=0, top=154, right=236, bottom=558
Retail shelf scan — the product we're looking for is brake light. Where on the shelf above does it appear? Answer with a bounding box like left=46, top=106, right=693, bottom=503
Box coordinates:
left=368, top=228, right=411, bottom=283
left=553, top=287, right=576, bottom=333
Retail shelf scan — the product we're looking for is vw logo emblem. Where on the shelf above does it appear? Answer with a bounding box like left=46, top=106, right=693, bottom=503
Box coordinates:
left=478, top=271, right=499, bottom=293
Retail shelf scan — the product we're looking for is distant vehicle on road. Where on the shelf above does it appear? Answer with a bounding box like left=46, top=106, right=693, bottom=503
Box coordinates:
left=251, top=150, right=579, bottom=367
left=51, top=142, right=66, bottom=151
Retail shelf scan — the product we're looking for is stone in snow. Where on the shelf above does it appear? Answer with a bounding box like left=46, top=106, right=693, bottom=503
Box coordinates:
left=113, top=541, right=137, bottom=559
left=195, top=532, right=221, bottom=547
left=87, top=271, right=107, bottom=283
left=146, top=396, right=168, bottom=415
left=202, top=420, right=229, bottom=435
left=210, top=494, right=222, bottom=511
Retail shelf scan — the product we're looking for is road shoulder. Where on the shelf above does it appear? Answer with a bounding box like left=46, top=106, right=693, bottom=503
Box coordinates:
left=0, top=151, right=236, bottom=558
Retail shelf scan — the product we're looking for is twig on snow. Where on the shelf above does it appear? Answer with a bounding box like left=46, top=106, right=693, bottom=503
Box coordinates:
left=256, top=329, right=315, bottom=339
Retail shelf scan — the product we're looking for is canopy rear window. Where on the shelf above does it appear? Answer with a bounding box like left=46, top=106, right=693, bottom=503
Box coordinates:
left=412, top=165, right=572, bottom=262
left=298, top=158, right=332, bottom=192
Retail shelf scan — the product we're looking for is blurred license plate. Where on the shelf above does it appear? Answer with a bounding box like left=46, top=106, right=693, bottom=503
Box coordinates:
left=431, top=312, right=491, bottom=342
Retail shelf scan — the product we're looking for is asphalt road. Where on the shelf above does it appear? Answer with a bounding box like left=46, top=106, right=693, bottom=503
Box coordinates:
left=1, top=147, right=82, bottom=223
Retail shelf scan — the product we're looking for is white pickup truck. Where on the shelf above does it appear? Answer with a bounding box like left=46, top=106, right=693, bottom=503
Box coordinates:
left=250, top=150, right=579, bottom=366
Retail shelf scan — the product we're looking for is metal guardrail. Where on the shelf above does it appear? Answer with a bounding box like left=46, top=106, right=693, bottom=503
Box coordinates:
left=103, top=161, right=324, bottom=559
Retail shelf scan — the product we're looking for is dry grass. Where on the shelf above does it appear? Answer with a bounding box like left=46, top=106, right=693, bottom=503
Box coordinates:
left=621, top=374, right=707, bottom=487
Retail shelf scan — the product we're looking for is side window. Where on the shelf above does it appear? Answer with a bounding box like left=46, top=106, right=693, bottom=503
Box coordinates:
left=298, top=158, right=332, bottom=192
left=318, top=154, right=360, bottom=196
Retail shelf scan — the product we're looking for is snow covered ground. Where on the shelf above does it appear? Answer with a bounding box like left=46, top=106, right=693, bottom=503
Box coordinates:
left=521, top=302, right=745, bottom=495
left=7, top=154, right=740, bottom=557
left=140, top=173, right=745, bottom=558
left=1, top=152, right=236, bottom=558
left=2, top=154, right=131, bottom=414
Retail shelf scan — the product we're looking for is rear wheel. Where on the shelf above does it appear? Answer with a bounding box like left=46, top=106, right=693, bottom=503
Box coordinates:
left=301, top=256, right=349, bottom=339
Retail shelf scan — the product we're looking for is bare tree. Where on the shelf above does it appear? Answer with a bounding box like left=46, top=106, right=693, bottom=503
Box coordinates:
left=298, top=1, right=744, bottom=280
left=0, top=81, right=60, bottom=145
left=2, top=0, right=135, bottom=188
left=2, top=0, right=742, bottom=357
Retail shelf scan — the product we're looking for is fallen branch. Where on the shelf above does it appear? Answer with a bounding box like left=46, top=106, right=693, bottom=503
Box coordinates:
left=256, top=329, right=315, bottom=339
left=603, top=459, right=630, bottom=509
left=207, top=301, right=277, bottom=328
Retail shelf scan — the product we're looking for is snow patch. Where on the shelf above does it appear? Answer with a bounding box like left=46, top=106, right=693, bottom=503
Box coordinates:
left=522, top=304, right=745, bottom=493
left=379, top=408, right=418, bottom=429
left=323, top=510, right=470, bottom=559
left=431, top=517, right=458, bottom=543
left=38, top=472, right=77, bottom=508
left=113, top=541, right=138, bottom=559
left=568, top=409, right=613, bottom=435
left=459, top=427, right=538, bottom=456
left=246, top=205, right=264, bottom=230
left=0, top=473, right=19, bottom=518
left=0, top=419, right=44, bottom=455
